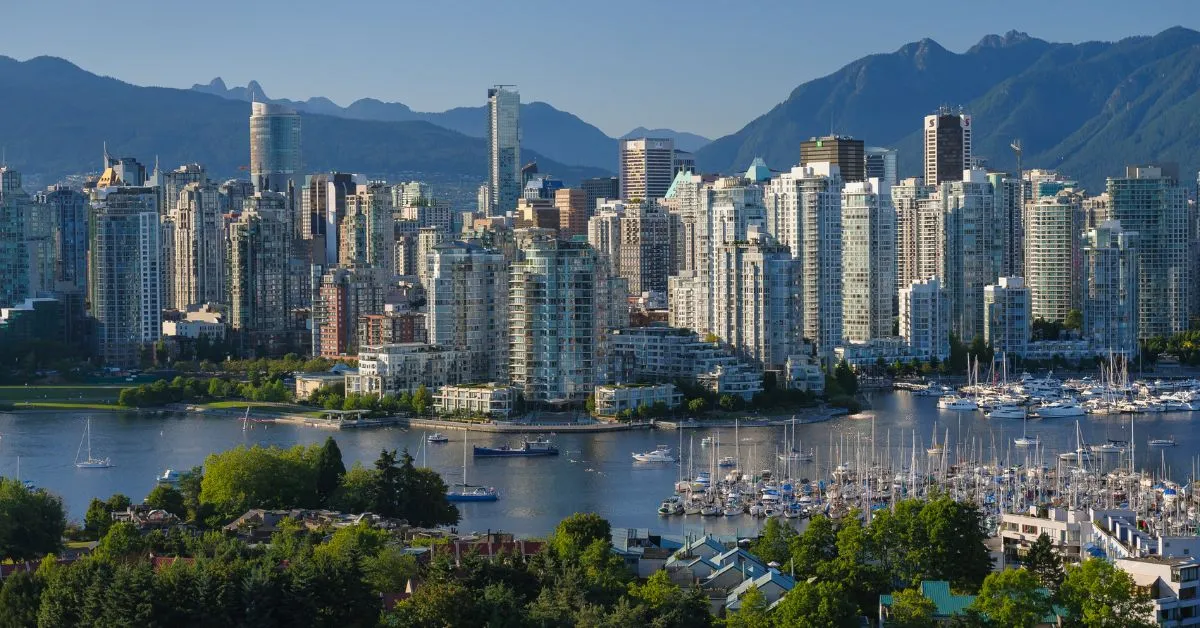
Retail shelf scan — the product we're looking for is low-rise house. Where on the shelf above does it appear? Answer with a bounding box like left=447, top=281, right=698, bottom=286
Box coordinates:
left=223, top=509, right=403, bottom=542
left=112, top=505, right=182, bottom=531
left=294, top=372, right=347, bottom=400
left=724, top=570, right=795, bottom=612
left=593, top=383, right=682, bottom=416
left=998, top=507, right=1088, bottom=567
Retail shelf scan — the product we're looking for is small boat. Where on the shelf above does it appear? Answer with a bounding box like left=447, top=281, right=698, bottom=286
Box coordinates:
left=717, top=456, right=737, bottom=468
left=1035, top=400, right=1086, bottom=418
left=723, top=503, right=741, bottom=517
left=426, top=433, right=449, bottom=443
left=659, top=498, right=683, bottom=515
left=75, top=419, right=112, bottom=469
left=700, top=504, right=721, bottom=516
left=926, top=427, right=946, bottom=456
left=446, top=486, right=499, bottom=502
left=1149, top=438, right=1177, bottom=448
left=683, top=501, right=702, bottom=515
left=633, top=445, right=676, bottom=463
left=1090, top=441, right=1126, bottom=455
left=473, top=437, right=559, bottom=457
left=700, top=436, right=714, bottom=447
left=1014, top=435, right=1041, bottom=447
left=777, top=449, right=814, bottom=462
left=156, top=469, right=181, bottom=484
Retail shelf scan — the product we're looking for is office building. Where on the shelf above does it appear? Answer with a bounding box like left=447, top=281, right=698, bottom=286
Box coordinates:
left=1106, top=165, right=1189, bottom=338
left=36, top=185, right=89, bottom=294
left=427, top=241, right=509, bottom=382
left=554, top=188, right=589, bottom=238
left=864, top=147, right=898, bottom=186
left=1025, top=191, right=1083, bottom=323
left=581, top=176, right=620, bottom=213
left=299, top=173, right=357, bottom=263
left=763, top=163, right=843, bottom=355
left=619, top=200, right=670, bottom=294
left=98, top=153, right=148, bottom=188
left=0, top=168, right=30, bottom=308
left=157, top=163, right=206, bottom=217
left=218, top=179, right=256, bottom=213
left=984, top=277, right=1030, bottom=358
left=841, top=179, right=895, bottom=342
left=800, top=136, right=865, bottom=182
left=249, top=101, right=301, bottom=197
left=515, top=197, right=558, bottom=230
left=673, top=150, right=695, bottom=176
left=899, top=278, right=950, bottom=361
left=314, top=266, right=388, bottom=358
left=88, top=185, right=161, bottom=368
left=486, top=86, right=521, bottom=216
left=619, top=138, right=674, bottom=201
left=227, top=192, right=293, bottom=351
left=508, top=235, right=600, bottom=404
left=1083, top=221, right=1138, bottom=356
left=923, top=108, right=972, bottom=185
left=167, top=182, right=225, bottom=310
left=893, top=178, right=932, bottom=290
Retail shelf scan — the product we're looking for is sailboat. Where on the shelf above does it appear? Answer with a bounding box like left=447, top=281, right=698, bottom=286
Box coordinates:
left=75, top=419, right=112, bottom=469
left=446, top=433, right=498, bottom=502
left=1014, top=411, right=1039, bottom=447
left=926, top=427, right=945, bottom=456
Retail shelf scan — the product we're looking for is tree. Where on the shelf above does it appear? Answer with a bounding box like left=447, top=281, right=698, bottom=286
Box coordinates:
left=917, top=495, right=992, bottom=589
left=1058, top=559, right=1156, bottom=628
left=553, top=512, right=613, bottom=562
left=332, top=462, right=376, bottom=513
left=84, top=493, right=132, bottom=539
left=411, top=384, right=432, bottom=415
left=969, top=568, right=1052, bottom=628
left=833, top=360, right=858, bottom=395
left=314, top=436, right=346, bottom=506
left=585, top=394, right=596, bottom=415
left=94, top=522, right=146, bottom=561
left=628, top=570, right=712, bottom=628
left=144, top=485, right=186, bottom=518
left=886, top=588, right=936, bottom=628
left=0, top=478, right=66, bottom=560
left=1024, top=533, right=1065, bottom=592
left=1064, top=309, right=1083, bottom=331
left=772, top=578, right=857, bottom=628
left=0, top=570, right=39, bottom=628
left=199, top=444, right=321, bottom=518
left=687, top=398, right=707, bottom=415
left=718, top=394, right=737, bottom=411
left=750, top=518, right=797, bottom=567
left=724, top=584, right=771, bottom=628
left=368, top=449, right=458, bottom=526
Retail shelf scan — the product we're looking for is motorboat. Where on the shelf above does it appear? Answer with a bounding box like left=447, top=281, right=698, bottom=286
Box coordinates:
left=473, top=437, right=559, bottom=457
left=937, top=396, right=978, bottom=411
left=723, top=503, right=742, bottom=517
left=156, top=469, right=181, bottom=484
left=1034, top=400, right=1086, bottom=418
left=426, top=433, right=449, bottom=443
left=658, top=498, right=683, bottom=516
left=1090, top=441, right=1126, bottom=455
left=633, top=445, right=676, bottom=463
left=445, top=486, right=499, bottom=502
left=1149, top=438, right=1177, bottom=448
left=1014, top=435, right=1041, bottom=447
left=717, top=456, right=737, bottom=468
left=987, top=404, right=1026, bottom=419
left=700, top=436, right=714, bottom=447
left=700, top=504, right=721, bottom=517
left=777, top=449, right=814, bottom=462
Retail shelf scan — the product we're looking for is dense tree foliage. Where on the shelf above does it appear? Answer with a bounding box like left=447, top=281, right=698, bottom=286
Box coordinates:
left=1024, top=532, right=1065, bottom=592
left=1058, top=559, right=1155, bottom=628
left=118, top=375, right=291, bottom=407
left=969, top=568, right=1052, bottom=628
left=887, top=587, right=936, bottom=628
left=368, top=449, right=459, bottom=527
left=83, top=493, right=131, bottom=540
left=144, top=485, right=187, bottom=519
left=0, top=478, right=66, bottom=561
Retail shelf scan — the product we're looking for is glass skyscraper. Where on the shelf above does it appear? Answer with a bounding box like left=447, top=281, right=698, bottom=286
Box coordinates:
left=486, top=86, right=520, bottom=216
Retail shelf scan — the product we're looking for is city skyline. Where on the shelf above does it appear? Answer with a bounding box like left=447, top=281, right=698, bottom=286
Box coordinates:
left=2, top=0, right=1197, bottom=138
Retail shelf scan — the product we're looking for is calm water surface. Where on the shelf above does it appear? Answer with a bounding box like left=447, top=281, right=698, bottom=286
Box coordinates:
left=2, top=392, right=1197, bottom=537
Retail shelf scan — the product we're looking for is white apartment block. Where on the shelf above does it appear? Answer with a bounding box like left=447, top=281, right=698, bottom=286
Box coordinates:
left=983, top=276, right=1030, bottom=358
left=619, top=138, right=674, bottom=201
left=606, top=326, right=763, bottom=400
left=593, top=383, right=682, bottom=417
left=893, top=177, right=932, bottom=291
left=426, top=241, right=508, bottom=383
left=709, top=233, right=799, bottom=369
left=587, top=201, right=624, bottom=274
left=346, top=343, right=471, bottom=397
left=1083, top=220, right=1139, bottom=356
left=1025, top=191, right=1082, bottom=323
left=899, top=278, right=950, bottom=361
left=167, top=181, right=225, bottom=310
left=925, top=169, right=996, bottom=342
left=841, top=179, right=895, bottom=342
left=434, top=383, right=516, bottom=418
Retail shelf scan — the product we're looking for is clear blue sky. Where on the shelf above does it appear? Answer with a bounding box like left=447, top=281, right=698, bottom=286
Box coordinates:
left=3, top=0, right=1197, bottom=138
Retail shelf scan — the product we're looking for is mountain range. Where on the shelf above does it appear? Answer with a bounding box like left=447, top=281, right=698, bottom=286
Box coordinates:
left=3, top=27, right=1199, bottom=191
left=191, top=79, right=712, bottom=169
left=696, top=27, right=1200, bottom=191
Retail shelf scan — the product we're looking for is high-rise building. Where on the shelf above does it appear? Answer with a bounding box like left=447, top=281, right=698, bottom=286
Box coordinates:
left=300, top=172, right=356, bottom=260
left=893, top=178, right=932, bottom=290
left=98, top=154, right=148, bottom=188
left=709, top=232, right=800, bottom=369
left=0, top=168, right=30, bottom=308
left=763, top=163, right=843, bottom=355
left=990, top=172, right=1024, bottom=278
left=340, top=183, right=395, bottom=274
left=228, top=192, right=293, bottom=352
left=1106, top=165, right=1189, bottom=338
left=554, top=188, right=589, bottom=238
left=314, top=266, right=388, bottom=357
left=924, top=169, right=996, bottom=342
left=1083, top=220, right=1139, bottom=356
left=619, top=138, right=674, bottom=201
left=587, top=200, right=624, bottom=272
left=508, top=235, right=600, bottom=404
left=864, top=147, right=898, bottom=186
left=88, top=185, right=161, bottom=367
left=983, top=277, right=1030, bottom=358
left=801, top=136, right=865, bottom=182
left=619, top=200, right=670, bottom=294
left=218, top=179, right=256, bottom=213
left=673, top=150, right=695, bottom=176
left=841, top=179, right=895, bottom=342
left=899, top=278, right=950, bottom=361
left=36, top=185, right=89, bottom=294
left=416, top=227, right=447, bottom=288
left=486, top=86, right=521, bottom=216
left=157, top=163, right=206, bottom=217
left=249, top=102, right=301, bottom=196
left=427, top=241, right=508, bottom=382
left=923, top=109, right=972, bottom=186
left=1024, top=191, right=1083, bottom=323
left=580, top=176, right=620, bottom=214
left=167, top=182, right=225, bottom=310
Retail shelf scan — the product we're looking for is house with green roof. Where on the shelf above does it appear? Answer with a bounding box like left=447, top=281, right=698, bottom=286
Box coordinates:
left=879, top=581, right=1062, bottom=626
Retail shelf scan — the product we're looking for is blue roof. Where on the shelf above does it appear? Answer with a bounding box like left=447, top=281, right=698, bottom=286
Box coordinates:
left=726, top=570, right=796, bottom=609
left=745, top=157, right=771, bottom=182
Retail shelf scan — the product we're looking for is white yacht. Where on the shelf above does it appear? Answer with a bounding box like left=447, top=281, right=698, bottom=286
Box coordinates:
left=1034, top=400, right=1085, bottom=418
left=937, top=396, right=978, bottom=411
left=633, top=445, right=676, bottom=463
left=1148, top=438, right=1177, bottom=448
left=1014, top=435, right=1041, bottom=447
left=987, top=404, right=1026, bottom=419
left=74, top=419, right=112, bottom=469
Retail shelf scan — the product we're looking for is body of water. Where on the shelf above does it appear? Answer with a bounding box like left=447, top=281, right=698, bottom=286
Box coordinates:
left=1, top=392, right=1197, bottom=537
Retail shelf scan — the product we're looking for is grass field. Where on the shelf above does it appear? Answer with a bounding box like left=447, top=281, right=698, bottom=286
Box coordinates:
left=17, top=402, right=125, bottom=411
left=0, top=386, right=123, bottom=404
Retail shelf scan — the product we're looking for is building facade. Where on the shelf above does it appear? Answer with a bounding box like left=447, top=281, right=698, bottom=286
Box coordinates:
left=168, top=182, right=225, bottom=310
left=0, top=168, right=30, bottom=308
left=249, top=102, right=301, bottom=196
left=983, top=277, right=1030, bottom=359
left=1083, top=221, right=1139, bottom=356
left=1025, top=191, right=1082, bottom=323
left=346, top=343, right=471, bottom=397
left=841, top=179, right=895, bottom=342
left=923, top=109, right=972, bottom=185
left=619, top=200, right=670, bottom=294
left=36, top=185, right=90, bottom=295
left=899, top=277, right=950, bottom=361
left=800, top=136, right=865, bottom=182
left=619, top=138, right=674, bottom=201
left=486, top=86, right=521, bottom=216
left=427, top=241, right=509, bottom=383
left=227, top=192, right=293, bottom=351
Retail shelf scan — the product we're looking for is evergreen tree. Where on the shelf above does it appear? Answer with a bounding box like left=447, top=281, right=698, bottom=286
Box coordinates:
left=0, top=478, right=67, bottom=560
left=1024, top=533, right=1065, bottom=592
left=314, top=437, right=346, bottom=506
left=0, top=570, right=40, bottom=628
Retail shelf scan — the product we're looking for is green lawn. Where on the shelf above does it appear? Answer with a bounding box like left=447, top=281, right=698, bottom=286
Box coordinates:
left=18, top=402, right=125, bottom=411
left=0, top=386, right=123, bottom=403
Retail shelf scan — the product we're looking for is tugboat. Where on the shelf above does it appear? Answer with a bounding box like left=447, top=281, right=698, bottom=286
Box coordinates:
left=473, top=437, right=559, bottom=457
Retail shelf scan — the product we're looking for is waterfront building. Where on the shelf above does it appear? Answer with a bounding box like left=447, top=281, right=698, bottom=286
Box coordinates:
left=619, top=138, right=674, bottom=201
left=893, top=177, right=932, bottom=291
left=227, top=192, right=293, bottom=352
left=592, top=383, right=682, bottom=417
left=0, top=167, right=30, bottom=308
left=358, top=309, right=426, bottom=347
left=606, top=326, right=763, bottom=400
left=800, top=135, right=864, bottom=182
left=1025, top=191, right=1082, bottom=323
left=88, top=185, right=161, bottom=368
left=249, top=102, right=301, bottom=197
left=898, top=278, right=950, bottom=361
left=345, top=343, right=471, bottom=397
left=1114, top=557, right=1200, bottom=627
left=864, top=147, right=898, bottom=186
left=487, top=85, right=521, bottom=216
left=841, top=179, right=895, bottom=342
left=763, top=163, right=842, bottom=355
left=433, top=383, right=516, bottom=418
left=1106, top=165, right=1189, bottom=338
left=35, top=185, right=89, bottom=294
left=619, top=200, right=670, bottom=294
left=314, top=266, right=388, bottom=358
left=426, top=241, right=509, bottom=383
left=983, top=276, right=1030, bottom=359
left=554, top=188, right=589, bottom=238
left=508, top=235, right=602, bottom=404
left=580, top=176, right=620, bottom=214
left=1083, top=220, right=1139, bottom=356
left=923, top=108, right=972, bottom=185
left=167, top=182, right=225, bottom=310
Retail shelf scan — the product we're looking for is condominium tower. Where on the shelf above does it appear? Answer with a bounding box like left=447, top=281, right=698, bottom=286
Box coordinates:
left=249, top=102, right=301, bottom=196
left=841, top=179, right=895, bottom=342
left=486, top=86, right=521, bottom=216
left=228, top=192, right=293, bottom=351
left=923, top=109, right=972, bottom=185
left=427, top=241, right=509, bottom=382
left=1083, top=221, right=1139, bottom=356
left=1024, top=191, right=1082, bottom=323
left=0, top=168, right=30, bottom=308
